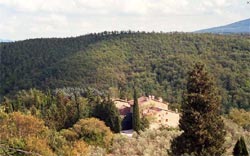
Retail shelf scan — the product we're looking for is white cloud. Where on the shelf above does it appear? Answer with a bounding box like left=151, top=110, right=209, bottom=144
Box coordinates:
left=0, top=0, right=249, bottom=40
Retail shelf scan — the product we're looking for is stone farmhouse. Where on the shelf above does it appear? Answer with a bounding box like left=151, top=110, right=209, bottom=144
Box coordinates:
left=114, top=95, right=180, bottom=129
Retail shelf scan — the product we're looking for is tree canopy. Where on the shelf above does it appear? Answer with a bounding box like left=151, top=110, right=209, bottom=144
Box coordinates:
left=171, top=63, right=226, bottom=156
left=92, top=98, right=121, bottom=133
left=1, top=32, right=250, bottom=111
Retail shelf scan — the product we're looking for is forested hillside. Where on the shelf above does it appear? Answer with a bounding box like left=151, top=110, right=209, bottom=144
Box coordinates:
left=1, top=32, right=250, bottom=111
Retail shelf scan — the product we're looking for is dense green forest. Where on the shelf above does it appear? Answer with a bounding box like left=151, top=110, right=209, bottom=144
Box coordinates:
left=1, top=32, right=250, bottom=111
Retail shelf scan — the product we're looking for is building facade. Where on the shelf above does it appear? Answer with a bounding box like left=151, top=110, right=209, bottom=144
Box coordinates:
left=114, top=95, right=180, bottom=129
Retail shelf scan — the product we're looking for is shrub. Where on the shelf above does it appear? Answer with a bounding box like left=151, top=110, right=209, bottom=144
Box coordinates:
left=0, top=112, right=47, bottom=139
left=25, top=136, right=55, bottom=156
left=60, top=128, right=79, bottom=141
left=228, top=108, right=250, bottom=131
left=71, top=141, right=89, bottom=156
left=140, top=116, right=150, bottom=131
left=0, top=112, right=54, bottom=156
left=65, top=118, right=113, bottom=148
left=110, top=129, right=180, bottom=156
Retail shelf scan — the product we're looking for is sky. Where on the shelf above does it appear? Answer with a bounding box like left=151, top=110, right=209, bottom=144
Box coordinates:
left=0, top=0, right=249, bottom=40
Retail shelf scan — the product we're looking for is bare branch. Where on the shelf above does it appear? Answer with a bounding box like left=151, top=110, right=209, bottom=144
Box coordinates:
left=0, top=144, right=42, bottom=156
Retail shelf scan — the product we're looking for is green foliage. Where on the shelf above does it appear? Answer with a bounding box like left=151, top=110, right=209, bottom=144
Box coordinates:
left=92, top=98, right=121, bottom=133
left=0, top=112, right=48, bottom=139
left=88, top=146, right=107, bottom=156
left=1, top=97, right=13, bottom=113
left=0, top=98, right=249, bottom=155
left=64, top=118, right=113, bottom=148
left=140, top=116, right=150, bottom=131
left=132, top=88, right=140, bottom=132
left=110, top=129, right=180, bottom=156
left=0, top=112, right=55, bottom=156
left=228, top=108, right=250, bottom=131
left=233, top=136, right=249, bottom=156
left=1, top=32, right=250, bottom=111
left=171, top=63, right=226, bottom=156
left=0, top=112, right=91, bottom=156
left=1, top=32, right=250, bottom=155
left=0, top=88, right=92, bottom=130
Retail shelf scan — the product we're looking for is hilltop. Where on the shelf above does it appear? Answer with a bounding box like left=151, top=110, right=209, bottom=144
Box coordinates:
left=1, top=32, right=250, bottom=111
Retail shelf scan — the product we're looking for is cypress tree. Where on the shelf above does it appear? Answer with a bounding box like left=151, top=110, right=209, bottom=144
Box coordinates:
left=171, top=63, right=226, bottom=156
left=132, top=88, right=140, bottom=132
left=233, top=136, right=249, bottom=156
left=73, top=92, right=80, bottom=121
left=106, top=98, right=122, bottom=133
left=93, top=98, right=121, bottom=133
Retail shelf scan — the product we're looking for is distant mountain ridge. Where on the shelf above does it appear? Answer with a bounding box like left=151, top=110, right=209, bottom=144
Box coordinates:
left=196, top=18, right=250, bottom=34
left=0, top=39, right=12, bottom=42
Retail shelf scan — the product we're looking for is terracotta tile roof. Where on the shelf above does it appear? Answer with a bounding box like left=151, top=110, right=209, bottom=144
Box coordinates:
left=128, top=96, right=149, bottom=105
left=128, top=96, right=169, bottom=106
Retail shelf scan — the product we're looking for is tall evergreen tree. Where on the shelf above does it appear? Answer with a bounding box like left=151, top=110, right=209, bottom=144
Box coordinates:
left=132, top=88, right=140, bottom=132
left=93, top=98, right=121, bottom=133
left=233, top=136, right=249, bottom=156
left=171, top=63, right=226, bottom=156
